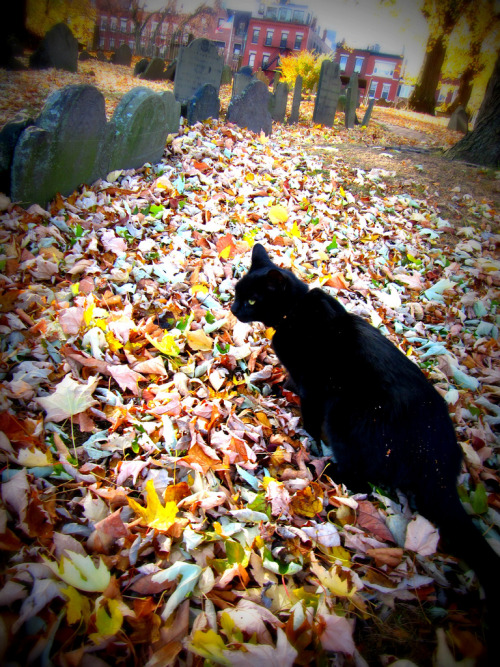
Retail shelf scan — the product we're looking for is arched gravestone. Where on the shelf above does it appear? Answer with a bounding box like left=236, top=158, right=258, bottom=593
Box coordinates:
left=173, top=38, right=224, bottom=104
left=11, top=85, right=106, bottom=207
left=186, top=84, right=220, bottom=125
left=29, top=22, right=78, bottom=73
left=103, top=88, right=181, bottom=172
left=112, top=44, right=132, bottom=67
left=313, top=60, right=341, bottom=128
left=226, top=80, right=272, bottom=136
left=139, top=57, right=166, bottom=81
left=270, top=81, right=289, bottom=123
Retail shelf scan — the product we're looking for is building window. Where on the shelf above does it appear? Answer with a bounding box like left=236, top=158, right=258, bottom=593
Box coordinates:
left=279, top=8, right=292, bottom=21
left=248, top=52, right=256, bottom=67
left=110, top=37, right=115, bottom=48
left=354, top=56, right=364, bottom=73
left=110, top=17, right=117, bottom=30
left=339, top=54, right=348, bottom=71
left=129, top=40, right=134, bottom=50
left=374, top=60, right=395, bottom=77
left=294, top=33, right=303, bottom=49
left=369, top=80, right=378, bottom=98
left=381, top=82, right=391, bottom=100
left=280, top=31, right=289, bottom=48
left=251, top=28, right=260, bottom=44
left=262, top=52, right=270, bottom=67
left=293, top=10, right=304, bottom=23
left=266, top=7, right=277, bottom=20
left=233, top=43, right=241, bottom=55
left=265, top=29, right=273, bottom=46
left=120, top=18, right=127, bottom=32
left=100, top=16, right=107, bottom=29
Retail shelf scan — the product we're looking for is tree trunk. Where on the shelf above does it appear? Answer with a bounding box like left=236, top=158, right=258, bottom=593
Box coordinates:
left=446, top=52, right=500, bottom=167
left=446, top=65, right=475, bottom=113
left=409, top=35, right=447, bottom=115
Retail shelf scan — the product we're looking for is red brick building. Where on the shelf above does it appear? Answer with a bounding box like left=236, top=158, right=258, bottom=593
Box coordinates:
left=334, top=43, right=404, bottom=103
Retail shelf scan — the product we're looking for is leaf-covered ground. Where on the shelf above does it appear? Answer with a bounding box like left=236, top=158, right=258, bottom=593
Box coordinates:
left=0, top=59, right=499, bottom=667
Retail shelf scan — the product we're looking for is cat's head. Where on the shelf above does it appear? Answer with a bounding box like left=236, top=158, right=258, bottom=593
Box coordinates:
left=231, top=244, right=307, bottom=327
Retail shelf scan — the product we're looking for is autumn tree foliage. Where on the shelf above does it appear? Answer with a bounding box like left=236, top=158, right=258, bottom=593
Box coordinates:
left=26, top=0, right=96, bottom=46
left=409, top=0, right=474, bottom=115
left=446, top=50, right=500, bottom=167
left=278, top=51, right=332, bottom=92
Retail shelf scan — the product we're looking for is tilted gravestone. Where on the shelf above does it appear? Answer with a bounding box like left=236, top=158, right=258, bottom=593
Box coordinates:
left=111, top=44, right=132, bottom=67
left=287, top=75, right=302, bottom=125
left=0, top=113, right=34, bottom=194
left=102, top=88, right=180, bottom=173
left=345, top=73, right=359, bottom=129
left=139, top=57, right=166, bottom=80
left=96, top=50, right=108, bottom=62
left=269, top=81, right=289, bottom=123
left=312, top=60, right=341, bottom=128
left=174, top=39, right=224, bottom=104
left=186, top=84, right=220, bottom=125
left=29, top=22, right=78, bottom=73
left=226, top=80, right=272, bottom=136
left=134, top=58, right=150, bottom=76
left=164, top=60, right=176, bottom=81
left=448, top=105, right=468, bottom=133
left=11, top=85, right=106, bottom=207
left=221, top=65, right=233, bottom=86
left=361, top=98, right=375, bottom=126
left=232, top=72, right=253, bottom=98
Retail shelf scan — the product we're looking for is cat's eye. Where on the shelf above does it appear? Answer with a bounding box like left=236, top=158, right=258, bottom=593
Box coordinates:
left=247, top=299, right=256, bottom=305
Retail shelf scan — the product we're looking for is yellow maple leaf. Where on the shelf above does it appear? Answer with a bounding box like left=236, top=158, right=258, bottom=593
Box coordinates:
left=312, top=563, right=356, bottom=598
left=286, top=222, right=302, bottom=239
left=83, top=303, right=95, bottom=326
left=186, top=328, right=213, bottom=351
left=90, top=599, right=123, bottom=643
left=145, top=332, right=180, bottom=357
left=62, top=585, right=91, bottom=624
left=105, top=330, right=123, bottom=353
left=128, top=479, right=178, bottom=531
left=189, top=629, right=231, bottom=665
left=269, top=205, right=289, bottom=224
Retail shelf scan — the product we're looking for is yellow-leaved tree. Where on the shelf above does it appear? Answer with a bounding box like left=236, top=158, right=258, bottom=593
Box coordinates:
left=26, top=0, right=96, bottom=46
left=279, top=51, right=332, bottom=92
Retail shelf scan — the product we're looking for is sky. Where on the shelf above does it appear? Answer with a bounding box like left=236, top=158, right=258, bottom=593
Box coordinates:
left=146, top=0, right=429, bottom=77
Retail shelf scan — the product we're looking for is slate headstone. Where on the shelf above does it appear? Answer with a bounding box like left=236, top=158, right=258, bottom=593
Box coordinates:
left=102, top=87, right=178, bottom=173
left=269, top=81, right=289, bottom=123
left=287, top=75, right=302, bottom=125
left=232, top=72, right=253, bottom=98
left=254, top=69, right=269, bottom=85
left=361, top=98, right=375, bottom=126
left=79, top=50, right=93, bottom=62
left=174, top=39, right=224, bottom=104
left=96, top=50, right=108, bottom=62
left=345, top=73, right=359, bottom=129
left=0, top=113, right=34, bottom=194
left=111, top=44, right=132, bottom=67
left=448, top=105, right=468, bottom=133
left=162, top=91, right=182, bottom=135
left=312, top=61, right=340, bottom=128
left=221, top=65, right=233, bottom=86
left=29, top=22, right=78, bottom=73
left=11, top=85, right=107, bottom=207
left=134, top=58, right=150, bottom=76
left=139, top=57, right=165, bottom=80
left=164, top=60, right=176, bottom=81
left=226, top=80, right=272, bottom=136
left=238, top=66, right=253, bottom=77
left=186, top=84, right=220, bottom=125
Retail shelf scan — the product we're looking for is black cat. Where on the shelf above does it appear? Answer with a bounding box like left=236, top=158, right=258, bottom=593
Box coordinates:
left=231, top=243, right=499, bottom=654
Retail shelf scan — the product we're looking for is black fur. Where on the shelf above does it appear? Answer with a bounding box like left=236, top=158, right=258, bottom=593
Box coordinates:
left=232, top=243, right=499, bottom=656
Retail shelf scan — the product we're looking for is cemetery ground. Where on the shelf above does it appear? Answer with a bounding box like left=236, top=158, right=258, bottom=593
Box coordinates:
left=0, top=57, right=499, bottom=667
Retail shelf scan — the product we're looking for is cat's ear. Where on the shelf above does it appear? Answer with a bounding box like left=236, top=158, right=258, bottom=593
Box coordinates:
left=266, top=269, right=287, bottom=291
left=251, top=243, right=271, bottom=269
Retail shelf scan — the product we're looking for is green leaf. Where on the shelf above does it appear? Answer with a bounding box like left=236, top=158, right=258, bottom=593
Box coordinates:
left=326, top=237, right=338, bottom=251
left=470, top=483, right=488, bottom=514
left=226, top=539, right=245, bottom=565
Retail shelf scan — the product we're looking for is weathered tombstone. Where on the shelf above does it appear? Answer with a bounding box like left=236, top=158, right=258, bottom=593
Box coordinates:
left=186, top=84, right=220, bottom=125
left=254, top=69, right=268, bottom=85
left=111, top=44, right=132, bottom=67
left=96, top=50, right=108, bottom=62
left=162, top=91, right=182, bottom=134
left=345, top=73, right=359, bottom=129
left=221, top=65, right=233, bottom=86
left=164, top=60, right=176, bottom=81
left=361, top=98, right=375, bottom=126
left=287, top=75, right=302, bottom=125
left=448, top=105, right=468, bottom=133
left=173, top=39, right=224, bottom=104
left=312, top=61, right=341, bottom=128
left=139, top=57, right=165, bottom=80
left=269, top=81, right=289, bottom=123
left=29, top=22, right=78, bottom=73
left=134, top=58, right=150, bottom=76
left=272, top=70, right=280, bottom=91
left=232, top=72, right=253, bottom=98
left=0, top=114, right=34, bottom=194
left=11, top=85, right=106, bottom=207
left=226, top=80, right=272, bottom=136
left=102, top=87, right=177, bottom=173
left=238, top=65, right=253, bottom=77
left=79, top=50, right=93, bottom=62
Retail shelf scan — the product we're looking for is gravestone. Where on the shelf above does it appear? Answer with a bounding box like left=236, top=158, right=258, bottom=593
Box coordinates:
left=134, top=58, right=150, bottom=76
left=221, top=65, right=233, bottom=85
left=226, top=80, right=272, bottom=136
left=238, top=66, right=253, bottom=77
left=448, top=105, right=468, bottom=133
left=0, top=114, right=34, bottom=194
left=164, top=60, right=176, bottom=81
left=112, top=44, right=132, bottom=67
left=162, top=91, right=182, bottom=134
left=232, top=72, right=253, bottom=98
left=273, top=71, right=280, bottom=91
left=102, top=87, right=178, bottom=173
left=186, top=84, right=220, bottom=125
left=287, top=75, right=302, bottom=125
left=255, top=69, right=269, bottom=85
left=139, top=57, right=165, bottom=80
left=11, top=85, right=106, bottom=207
left=269, top=81, right=289, bottom=123
left=29, top=22, right=78, bottom=73
left=174, top=39, right=224, bottom=104
left=79, top=50, right=93, bottom=62
left=361, top=98, right=375, bottom=126
left=96, top=50, right=108, bottom=62
left=345, top=73, right=359, bottom=129
left=312, top=61, right=340, bottom=127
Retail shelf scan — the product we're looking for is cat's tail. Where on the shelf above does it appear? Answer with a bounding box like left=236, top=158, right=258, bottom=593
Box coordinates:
left=415, top=488, right=500, bottom=664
